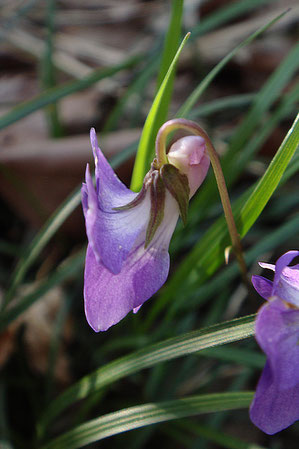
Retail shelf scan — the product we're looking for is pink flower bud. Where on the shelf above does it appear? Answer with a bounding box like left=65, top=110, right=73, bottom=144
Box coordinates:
left=167, top=136, right=210, bottom=197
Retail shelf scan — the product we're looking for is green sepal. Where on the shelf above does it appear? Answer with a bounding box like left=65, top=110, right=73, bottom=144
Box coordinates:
left=145, top=171, right=165, bottom=248
left=160, top=164, right=190, bottom=225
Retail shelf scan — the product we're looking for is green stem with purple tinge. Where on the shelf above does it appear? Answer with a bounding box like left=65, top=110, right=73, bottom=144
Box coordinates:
left=155, top=118, right=248, bottom=284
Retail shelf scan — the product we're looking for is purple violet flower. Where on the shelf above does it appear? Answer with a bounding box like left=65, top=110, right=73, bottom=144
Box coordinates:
left=250, top=250, right=299, bottom=434
left=82, top=127, right=210, bottom=331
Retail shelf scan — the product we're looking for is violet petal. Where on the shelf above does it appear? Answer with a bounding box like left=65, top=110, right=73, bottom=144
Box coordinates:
left=82, top=132, right=153, bottom=274
left=84, top=192, right=179, bottom=331
left=84, top=242, right=169, bottom=331
left=250, top=297, right=299, bottom=434
left=251, top=275, right=273, bottom=300
left=273, top=250, right=299, bottom=307
left=82, top=175, right=152, bottom=274
left=90, top=128, right=136, bottom=211
left=250, top=360, right=299, bottom=435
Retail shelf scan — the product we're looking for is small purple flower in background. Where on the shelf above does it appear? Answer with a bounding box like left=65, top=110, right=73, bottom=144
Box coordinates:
left=250, top=250, right=299, bottom=434
left=82, top=127, right=210, bottom=331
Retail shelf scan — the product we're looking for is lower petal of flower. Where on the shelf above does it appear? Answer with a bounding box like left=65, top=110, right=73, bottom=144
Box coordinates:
left=84, top=241, right=170, bottom=332
left=84, top=192, right=179, bottom=332
left=255, top=297, right=299, bottom=390
left=250, top=360, right=299, bottom=434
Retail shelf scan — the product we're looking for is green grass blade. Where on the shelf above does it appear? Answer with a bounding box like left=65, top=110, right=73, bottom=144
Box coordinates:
left=157, top=0, right=183, bottom=88
left=102, top=0, right=269, bottom=135
left=199, top=112, right=299, bottom=266
left=281, top=144, right=299, bottom=181
left=2, top=142, right=137, bottom=307
left=130, top=33, right=190, bottom=191
left=103, top=0, right=183, bottom=135
left=154, top=0, right=183, bottom=119
left=190, top=112, right=298, bottom=277
left=38, top=314, right=254, bottom=434
left=177, top=10, right=287, bottom=118
left=103, top=0, right=270, bottom=135
left=41, top=392, right=253, bottom=449
left=0, top=56, right=139, bottom=131
left=237, top=113, right=299, bottom=236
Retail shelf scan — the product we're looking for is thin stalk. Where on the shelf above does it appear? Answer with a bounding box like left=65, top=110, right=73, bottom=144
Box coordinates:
left=155, top=119, right=248, bottom=284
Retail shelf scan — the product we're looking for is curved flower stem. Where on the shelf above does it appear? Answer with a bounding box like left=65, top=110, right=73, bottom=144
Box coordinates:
left=156, top=118, right=248, bottom=285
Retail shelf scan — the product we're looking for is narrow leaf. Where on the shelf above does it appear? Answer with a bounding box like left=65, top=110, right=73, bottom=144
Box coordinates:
left=155, top=0, right=184, bottom=122
left=130, top=33, right=190, bottom=192
left=38, top=315, right=255, bottom=434
left=41, top=392, right=253, bottom=449
left=237, top=113, right=299, bottom=236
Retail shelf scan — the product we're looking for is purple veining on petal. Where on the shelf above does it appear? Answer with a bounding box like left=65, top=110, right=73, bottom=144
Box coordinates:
left=82, top=175, right=152, bottom=273
left=82, top=130, right=153, bottom=274
left=250, top=297, right=299, bottom=434
left=251, top=275, right=273, bottom=300
left=94, top=192, right=152, bottom=274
